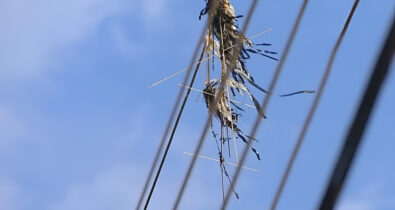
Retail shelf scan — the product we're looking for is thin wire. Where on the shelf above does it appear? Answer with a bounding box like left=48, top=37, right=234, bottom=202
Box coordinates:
left=135, top=1, right=221, bottom=208
left=226, top=86, right=240, bottom=164
left=143, top=45, right=207, bottom=210
left=182, top=152, right=260, bottom=172
left=221, top=1, right=310, bottom=209
left=173, top=1, right=260, bottom=209
left=147, top=29, right=273, bottom=88
left=319, top=12, right=395, bottom=210
left=270, top=1, right=360, bottom=209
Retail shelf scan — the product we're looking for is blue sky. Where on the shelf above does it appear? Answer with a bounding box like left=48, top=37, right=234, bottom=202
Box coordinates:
left=0, top=0, right=394, bottom=210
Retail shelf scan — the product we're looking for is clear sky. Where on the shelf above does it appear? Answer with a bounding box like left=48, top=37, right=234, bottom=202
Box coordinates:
left=0, top=0, right=394, bottom=210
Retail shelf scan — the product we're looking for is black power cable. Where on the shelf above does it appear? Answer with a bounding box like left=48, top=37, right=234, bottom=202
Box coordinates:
left=270, top=1, right=360, bottom=209
left=319, top=12, right=395, bottom=210
left=143, top=44, right=207, bottom=210
left=135, top=1, right=222, bottom=209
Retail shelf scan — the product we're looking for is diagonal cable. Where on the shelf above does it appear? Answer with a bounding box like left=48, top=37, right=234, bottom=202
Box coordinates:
left=135, top=1, right=221, bottom=209
left=270, top=1, right=360, bottom=209
left=319, top=11, right=395, bottom=210
left=143, top=44, right=207, bottom=210
left=221, top=1, right=310, bottom=209
left=172, top=0, right=260, bottom=209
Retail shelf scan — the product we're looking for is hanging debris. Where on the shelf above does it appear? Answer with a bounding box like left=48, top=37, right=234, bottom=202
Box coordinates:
left=201, top=0, right=278, bottom=95
left=199, top=0, right=314, bottom=161
left=200, top=0, right=271, bottom=165
left=196, top=0, right=315, bottom=204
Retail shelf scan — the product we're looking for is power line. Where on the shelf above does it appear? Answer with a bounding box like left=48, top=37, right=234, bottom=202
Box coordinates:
left=270, top=1, right=360, bottom=209
left=221, top=1, right=310, bottom=209
left=143, top=44, right=207, bottom=210
left=172, top=0, right=260, bottom=209
left=135, top=1, right=221, bottom=208
left=319, top=12, right=395, bottom=210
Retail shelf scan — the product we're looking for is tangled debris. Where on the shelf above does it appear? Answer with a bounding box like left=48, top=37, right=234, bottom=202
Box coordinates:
left=198, top=0, right=314, bottom=202
left=200, top=0, right=273, bottom=164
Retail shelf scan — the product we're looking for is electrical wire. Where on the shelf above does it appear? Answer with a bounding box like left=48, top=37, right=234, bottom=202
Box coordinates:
left=143, top=45, right=207, bottom=210
left=319, top=12, right=395, bottom=210
left=221, top=1, right=310, bottom=209
left=270, top=1, right=360, bottom=209
left=135, top=1, right=221, bottom=208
